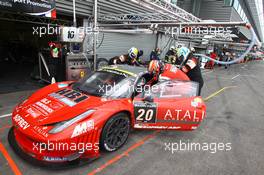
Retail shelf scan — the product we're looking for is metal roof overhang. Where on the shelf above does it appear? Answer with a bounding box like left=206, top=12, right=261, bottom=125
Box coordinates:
left=96, top=0, right=201, bottom=23
left=55, top=0, right=201, bottom=23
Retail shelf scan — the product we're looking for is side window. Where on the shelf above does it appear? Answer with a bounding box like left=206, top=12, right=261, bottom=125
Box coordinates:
left=159, top=81, right=198, bottom=98
left=138, top=80, right=199, bottom=99
left=134, top=73, right=154, bottom=97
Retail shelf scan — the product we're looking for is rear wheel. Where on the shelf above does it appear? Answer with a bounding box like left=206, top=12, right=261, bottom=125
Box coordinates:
left=100, top=113, right=130, bottom=152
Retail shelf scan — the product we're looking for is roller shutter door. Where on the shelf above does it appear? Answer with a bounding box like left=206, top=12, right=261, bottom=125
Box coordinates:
left=96, top=33, right=157, bottom=61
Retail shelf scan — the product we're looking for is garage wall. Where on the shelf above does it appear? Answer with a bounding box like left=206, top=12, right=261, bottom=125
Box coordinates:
left=56, top=0, right=93, bottom=17
left=94, top=32, right=157, bottom=61
left=89, top=32, right=201, bottom=61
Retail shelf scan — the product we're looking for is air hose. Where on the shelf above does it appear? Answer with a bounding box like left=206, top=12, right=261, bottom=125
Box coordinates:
left=194, top=24, right=257, bottom=65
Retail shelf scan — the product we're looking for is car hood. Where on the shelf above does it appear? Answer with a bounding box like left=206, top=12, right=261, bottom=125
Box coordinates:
left=15, top=84, right=105, bottom=126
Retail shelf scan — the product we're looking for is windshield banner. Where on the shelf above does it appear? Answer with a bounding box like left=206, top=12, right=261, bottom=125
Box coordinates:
left=0, top=0, right=56, bottom=18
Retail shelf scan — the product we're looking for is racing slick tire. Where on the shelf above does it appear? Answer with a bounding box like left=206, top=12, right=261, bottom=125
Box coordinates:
left=96, top=58, right=109, bottom=69
left=100, top=113, right=130, bottom=152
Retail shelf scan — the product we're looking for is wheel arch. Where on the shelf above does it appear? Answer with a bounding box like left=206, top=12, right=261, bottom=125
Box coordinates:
left=105, top=110, right=132, bottom=127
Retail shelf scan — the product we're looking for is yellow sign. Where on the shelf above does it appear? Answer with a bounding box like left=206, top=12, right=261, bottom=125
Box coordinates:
left=80, top=71, right=85, bottom=78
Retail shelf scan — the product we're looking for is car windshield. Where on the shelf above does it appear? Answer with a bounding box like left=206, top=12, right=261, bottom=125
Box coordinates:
left=72, top=70, right=135, bottom=98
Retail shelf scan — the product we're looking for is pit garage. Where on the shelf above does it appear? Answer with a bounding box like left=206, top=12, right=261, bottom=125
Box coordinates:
left=0, top=0, right=59, bottom=94
left=1, top=0, right=264, bottom=175
left=0, top=17, right=59, bottom=94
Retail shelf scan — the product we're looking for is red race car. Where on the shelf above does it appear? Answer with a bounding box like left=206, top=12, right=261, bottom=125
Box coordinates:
left=8, top=65, right=206, bottom=165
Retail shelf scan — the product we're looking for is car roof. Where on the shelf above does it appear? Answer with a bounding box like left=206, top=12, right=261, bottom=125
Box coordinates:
left=100, top=65, right=147, bottom=77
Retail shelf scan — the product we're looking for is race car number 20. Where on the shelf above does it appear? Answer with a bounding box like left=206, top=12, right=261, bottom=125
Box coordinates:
left=134, top=102, right=157, bottom=123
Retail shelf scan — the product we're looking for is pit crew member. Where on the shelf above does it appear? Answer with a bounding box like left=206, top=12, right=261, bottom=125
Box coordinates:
left=164, top=46, right=177, bottom=64
left=109, top=47, right=144, bottom=66
left=176, top=47, right=204, bottom=96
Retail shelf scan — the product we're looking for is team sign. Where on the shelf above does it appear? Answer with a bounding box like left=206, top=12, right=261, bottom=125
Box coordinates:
left=0, top=0, right=56, bottom=18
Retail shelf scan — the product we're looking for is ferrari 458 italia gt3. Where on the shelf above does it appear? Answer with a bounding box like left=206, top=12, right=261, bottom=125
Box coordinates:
left=8, top=65, right=206, bottom=164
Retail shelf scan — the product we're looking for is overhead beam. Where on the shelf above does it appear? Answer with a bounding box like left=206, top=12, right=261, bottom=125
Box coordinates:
left=99, top=22, right=248, bottom=28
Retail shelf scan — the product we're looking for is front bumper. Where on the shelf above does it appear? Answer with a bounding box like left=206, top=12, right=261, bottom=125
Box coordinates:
left=8, top=127, right=99, bottom=168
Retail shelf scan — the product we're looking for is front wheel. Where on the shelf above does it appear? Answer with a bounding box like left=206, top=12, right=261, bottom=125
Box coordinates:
left=100, top=113, right=130, bottom=152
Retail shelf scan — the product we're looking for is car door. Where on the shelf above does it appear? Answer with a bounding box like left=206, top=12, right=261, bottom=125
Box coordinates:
left=133, top=80, right=206, bottom=130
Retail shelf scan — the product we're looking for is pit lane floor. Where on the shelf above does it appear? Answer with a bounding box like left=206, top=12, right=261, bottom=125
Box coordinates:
left=1, top=60, right=264, bottom=175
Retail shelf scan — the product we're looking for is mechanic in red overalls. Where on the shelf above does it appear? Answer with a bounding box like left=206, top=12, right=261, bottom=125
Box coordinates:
left=49, top=42, right=60, bottom=58
left=208, top=51, right=217, bottom=69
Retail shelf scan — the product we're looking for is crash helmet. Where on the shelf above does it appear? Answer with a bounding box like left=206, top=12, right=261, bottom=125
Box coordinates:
left=156, top=47, right=161, bottom=55
left=170, top=46, right=175, bottom=50
left=128, top=47, right=139, bottom=59
left=190, top=47, right=195, bottom=52
left=148, top=60, right=162, bottom=75
left=177, top=46, right=190, bottom=60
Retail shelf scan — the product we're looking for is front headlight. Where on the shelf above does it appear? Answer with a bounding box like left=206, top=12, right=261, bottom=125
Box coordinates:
left=48, top=109, right=95, bottom=134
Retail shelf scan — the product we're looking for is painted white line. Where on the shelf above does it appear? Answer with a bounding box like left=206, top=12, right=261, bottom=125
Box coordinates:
left=232, top=74, right=240, bottom=80
left=0, top=113, right=12, bottom=119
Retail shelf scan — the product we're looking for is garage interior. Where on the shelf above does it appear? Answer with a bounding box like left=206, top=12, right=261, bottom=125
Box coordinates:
left=0, top=12, right=75, bottom=94
left=0, top=19, right=51, bottom=94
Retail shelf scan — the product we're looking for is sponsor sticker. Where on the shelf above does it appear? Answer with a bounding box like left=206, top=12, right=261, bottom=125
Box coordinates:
left=36, top=101, right=54, bottom=114
left=26, top=107, right=41, bottom=118
left=134, top=102, right=157, bottom=123
left=50, top=89, right=89, bottom=106
left=164, top=109, right=204, bottom=122
left=34, top=126, right=49, bottom=138
left=71, top=120, right=94, bottom=138
left=13, top=114, right=30, bottom=130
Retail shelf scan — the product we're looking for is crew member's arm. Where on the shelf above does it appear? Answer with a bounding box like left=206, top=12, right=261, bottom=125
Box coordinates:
left=181, top=57, right=198, bottom=73
left=109, top=55, right=126, bottom=65
left=150, top=51, right=154, bottom=61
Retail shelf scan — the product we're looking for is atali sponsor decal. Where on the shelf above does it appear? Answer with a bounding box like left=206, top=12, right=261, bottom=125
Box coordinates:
left=164, top=109, right=205, bottom=122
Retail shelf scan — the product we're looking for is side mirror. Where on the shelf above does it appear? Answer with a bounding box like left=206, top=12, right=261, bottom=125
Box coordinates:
left=143, top=95, right=154, bottom=103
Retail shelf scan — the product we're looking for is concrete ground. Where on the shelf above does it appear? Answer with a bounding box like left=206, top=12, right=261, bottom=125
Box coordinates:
left=0, top=60, right=264, bottom=175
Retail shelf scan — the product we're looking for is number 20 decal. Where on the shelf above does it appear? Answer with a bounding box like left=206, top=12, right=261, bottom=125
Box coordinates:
left=134, top=102, right=157, bottom=123
left=136, top=109, right=154, bottom=121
